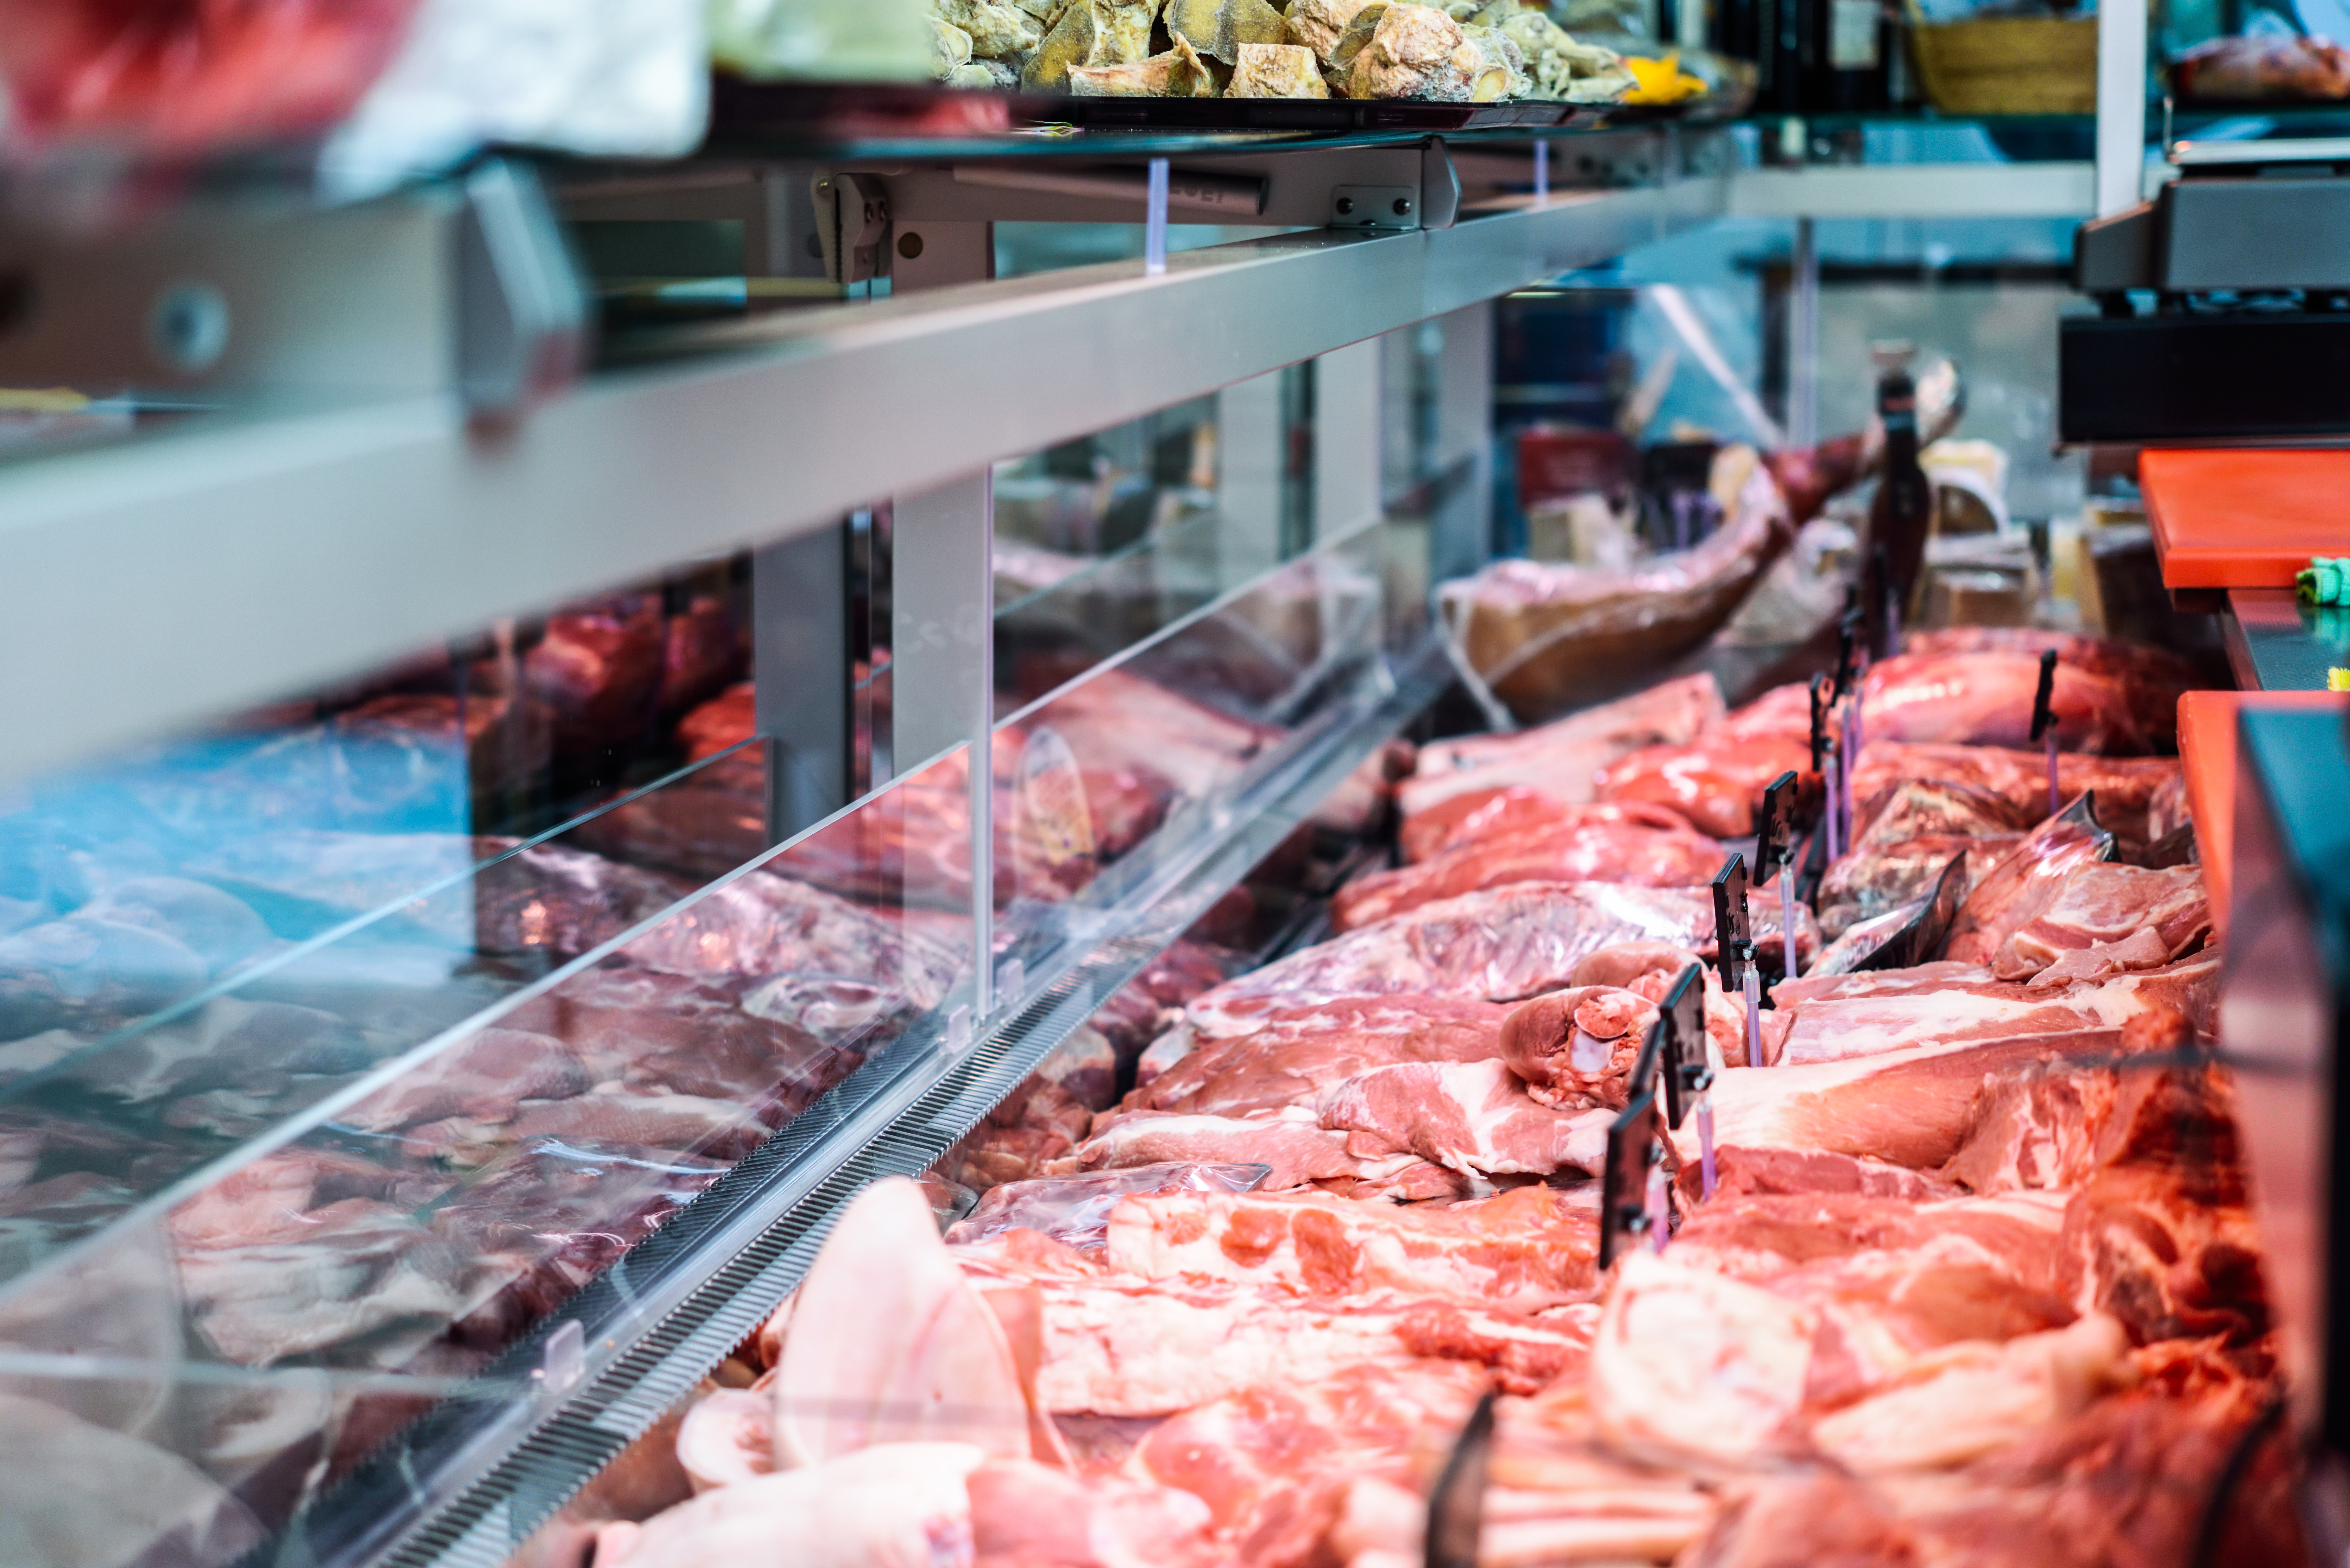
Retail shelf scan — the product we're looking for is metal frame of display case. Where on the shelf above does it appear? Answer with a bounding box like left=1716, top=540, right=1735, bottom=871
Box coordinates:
left=0, top=119, right=2109, bottom=1568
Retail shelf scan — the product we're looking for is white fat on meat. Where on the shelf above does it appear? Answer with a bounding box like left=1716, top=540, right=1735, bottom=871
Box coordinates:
left=968, top=1457, right=1216, bottom=1568
left=1317, top=1058, right=1615, bottom=1178
left=1807, top=1313, right=2137, bottom=1473
left=1072, top=1108, right=1411, bottom=1190
left=1766, top=952, right=2217, bottom=1066
left=1591, top=1252, right=1815, bottom=1472
left=1100, top=1184, right=1602, bottom=1310
left=596, top=1441, right=987, bottom=1568
left=773, top=1177, right=1033, bottom=1467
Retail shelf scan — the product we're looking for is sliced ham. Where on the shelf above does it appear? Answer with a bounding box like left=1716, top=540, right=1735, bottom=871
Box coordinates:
left=1333, top=818, right=1725, bottom=931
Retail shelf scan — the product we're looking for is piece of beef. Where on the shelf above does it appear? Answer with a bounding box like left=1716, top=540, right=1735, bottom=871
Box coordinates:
left=1122, top=994, right=1508, bottom=1120
left=1398, top=791, right=1698, bottom=865
left=1989, top=864, right=2210, bottom=982
left=1941, top=802, right=2117, bottom=967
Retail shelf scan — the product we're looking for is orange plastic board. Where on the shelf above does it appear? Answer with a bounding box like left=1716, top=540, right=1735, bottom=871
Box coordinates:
left=2177, top=689, right=2347, bottom=938
left=2141, top=448, right=2350, bottom=590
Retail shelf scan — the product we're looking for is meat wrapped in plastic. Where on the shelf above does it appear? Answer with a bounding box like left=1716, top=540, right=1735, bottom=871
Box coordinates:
left=945, top=1161, right=1270, bottom=1252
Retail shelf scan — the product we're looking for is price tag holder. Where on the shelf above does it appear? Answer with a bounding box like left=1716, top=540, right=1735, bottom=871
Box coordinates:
left=1710, top=854, right=1750, bottom=993
left=1424, top=1391, right=1497, bottom=1568
left=2030, top=648, right=2061, bottom=817
left=1757, top=770, right=1800, bottom=987
left=1657, top=966, right=1707, bottom=1131
left=1599, top=1090, right=1663, bottom=1269
left=1852, top=850, right=1969, bottom=973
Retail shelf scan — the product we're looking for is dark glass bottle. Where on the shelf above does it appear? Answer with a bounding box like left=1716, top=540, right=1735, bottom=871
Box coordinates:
left=1805, top=0, right=1889, bottom=110
left=1868, top=340, right=1932, bottom=648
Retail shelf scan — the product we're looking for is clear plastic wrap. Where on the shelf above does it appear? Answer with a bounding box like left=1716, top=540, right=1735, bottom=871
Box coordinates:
left=944, top=1160, right=1270, bottom=1251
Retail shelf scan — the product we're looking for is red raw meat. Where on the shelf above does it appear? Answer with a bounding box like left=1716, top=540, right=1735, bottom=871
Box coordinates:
left=1858, top=651, right=2187, bottom=756
left=1942, top=805, right=2117, bottom=967
left=1900, top=627, right=2199, bottom=692
left=1705, top=681, right=1820, bottom=746
left=1333, top=817, right=1725, bottom=930
left=1497, top=985, right=1660, bottom=1109
left=1317, top=1057, right=1615, bottom=1178
left=1593, top=735, right=1818, bottom=837
left=660, top=600, right=744, bottom=720
left=1850, top=744, right=2181, bottom=845
left=1816, top=777, right=2036, bottom=936
left=338, top=1027, right=588, bottom=1134
left=944, top=1162, right=1268, bottom=1253
left=1400, top=673, right=1723, bottom=817
left=527, top=600, right=669, bottom=757
left=1766, top=952, right=2217, bottom=1066
left=1989, top=864, right=2210, bottom=983
left=1573, top=940, right=1753, bottom=1067
left=1125, top=994, right=1508, bottom=1120
left=1398, top=790, right=1696, bottom=865
left=1185, top=883, right=1820, bottom=1035
left=1072, top=1110, right=1387, bottom=1191
left=1102, top=1183, right=1602, bottom=1310
left=0, top=0, right=421, bottom=154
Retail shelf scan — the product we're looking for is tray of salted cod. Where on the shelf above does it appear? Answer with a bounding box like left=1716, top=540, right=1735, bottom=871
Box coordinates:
left=710, top=0, right=1729, bottom=140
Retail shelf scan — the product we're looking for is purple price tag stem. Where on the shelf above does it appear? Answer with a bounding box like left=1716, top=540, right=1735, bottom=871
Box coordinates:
left=1697, top=1096, right=1717, bottom=1200
left=1741, top=954, right=1763, bottom=1066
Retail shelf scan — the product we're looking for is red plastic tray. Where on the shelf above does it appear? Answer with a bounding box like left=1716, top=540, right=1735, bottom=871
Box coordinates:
left=2141, top=448, right=2350, bottom=591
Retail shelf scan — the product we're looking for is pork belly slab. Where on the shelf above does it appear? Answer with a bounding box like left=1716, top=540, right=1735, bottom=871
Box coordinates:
left=1401, top=673, right=1723, bottom=816
left=1101, top=1184, right=1601, bottom=1310
left=1332, top=818, right=1724, bottom=930
left=1187, top=883, right=1819, bottom=1034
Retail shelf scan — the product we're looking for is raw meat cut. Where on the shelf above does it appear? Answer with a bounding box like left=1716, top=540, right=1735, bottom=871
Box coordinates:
left=1771, top=960, right=1994, bottom=1010
left=0, top=1392, right=265, bottom=1568
left=1849, top=744, right=2181, bottom=845
left=1590, top=1252, right=1817, bottom=1471
left=624, top=871, right=962, bottom=1014
left=946, top=1163, right=1270, bottom=1253
left=1120, top=994, right=1508, bottom=1120
left=1398, top=791, right=1697, bottom=865
left=528, top=600, right=668, bottom=757
left=338, top=1027, right=587, bottom=1133
left=1988, top=864, right=2210, bottom=982
left=494, top=1092, right=776, bottom=1164
left=596, top=1442, right=988, bottom=1568
left=1496, top=986, right=1660, bottom=1109
left=1899, top=627, right=2199, bottom=693
left=1400, top=674, right=1724, bottom=817
left=1101, top=1183, right=1601, bottom=1309
left=1317, top=1058, right=1616, bottom=1177
left=674, top=1388, right=774, bottom=1493
left=1332, top=817, right=1724, bottom=930
left=1705, top=682, right=1820, bottom=745
left=1593, top=734, right=1817, bottom=837
left=73, top=876, right=272, bottom=977
left=1674, top=1144, right=1957, bottom=1206
left=1765, top=952, right=2217, bottom=1065
left=501, top=966, right=856, bottom=1108
left=773, top=1179, right=1035, bottom=1466
left=1859, top=650, right=2186, bottom=755
left=941, top=1076, right=1099, bottom=1194
left=1940, top=800, right=2116, bottom=967
left=1436, top=459, right=1794, bottom=722
left=1571, top=941, right=1748, bottom=1067
left=1815, top=778, right=2037, bottom=937
left=1186, top=883, right=1819, bottom=1036
left=1071, top=1109, right=1395, bottom=1190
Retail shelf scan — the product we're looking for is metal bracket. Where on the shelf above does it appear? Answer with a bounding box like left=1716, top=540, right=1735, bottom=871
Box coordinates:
left=814, top=172, right=894, bottom=286
left=457, top=159, right=590, bottom=424
left=1332, top=185, right=1422, bottom=230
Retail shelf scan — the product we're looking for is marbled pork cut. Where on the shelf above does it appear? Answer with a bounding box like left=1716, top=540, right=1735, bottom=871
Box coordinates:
left=1004, top=1274, right=1591, bottom=1413
left=1401, top=674, right=1724, bottom=816
left=1497, top=985, right=1660, bottom=1109
left=1768, top=952, right=2218, bottom=1065
left=1072, top=1109, right=1392, bottom=1190
left=1815, top=778, right=2038, bottom=937
left=1990, top=863, right=2211, bottom=982
left=1859, top=650, right=2186, bottom=754
left=1592, top=735, right=1817, bottom=838
left=1102, top=1183, right=1601, bottom=1309
left=1334, top=818, right=1725, bottom=930
left=1850, top=744, right=2182, bottom=844
left=1398, top=790, right=1697, bottom=865
left=1125, top=994, right=1508, bottom=1117
left=1185, top=883, right=1820, bottom=1035
left=1317, top=1057, right=1616, bottom=1177
left=1940, top=802, right=2116, bottom=966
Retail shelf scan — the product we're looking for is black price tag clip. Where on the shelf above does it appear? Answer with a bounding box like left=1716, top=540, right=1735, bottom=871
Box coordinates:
left=1599, top=1090, right=1662, bottom=1270
left=1808, top=674, right=1829, bottom=774
left=1755, top=769, right=1798, bottom=873
left=1710, top=854, right=1750, bottom=991
left=1424, top=1391, right=1497, bottom=1568
left=2030, top=648, right=2059, bottom=744
left=1658, top=963, right=1710, bottom=1131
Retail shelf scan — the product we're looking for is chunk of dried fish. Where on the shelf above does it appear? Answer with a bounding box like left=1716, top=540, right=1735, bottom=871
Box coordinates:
left=1325, top=0, right=1394, bottom=75
left=1283, top=0, right=1373, bottom=62
left=1024, top=0, right=1160, bottom=86
left=1167, top=0, right=1287, bottom=63
left=1069, top=33, right=1223, bottom=91
left=929, top=15, right=976, bottom=75
left=948, top=57, right=1023, bottom=87
left=1227, top=38, right=1333, bottom=93
left=1459, top=22, right=1528, bottom=99
left=1345, top=2, right=1477, bottom=98
left=938, top=0, right=1047, bottom=56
